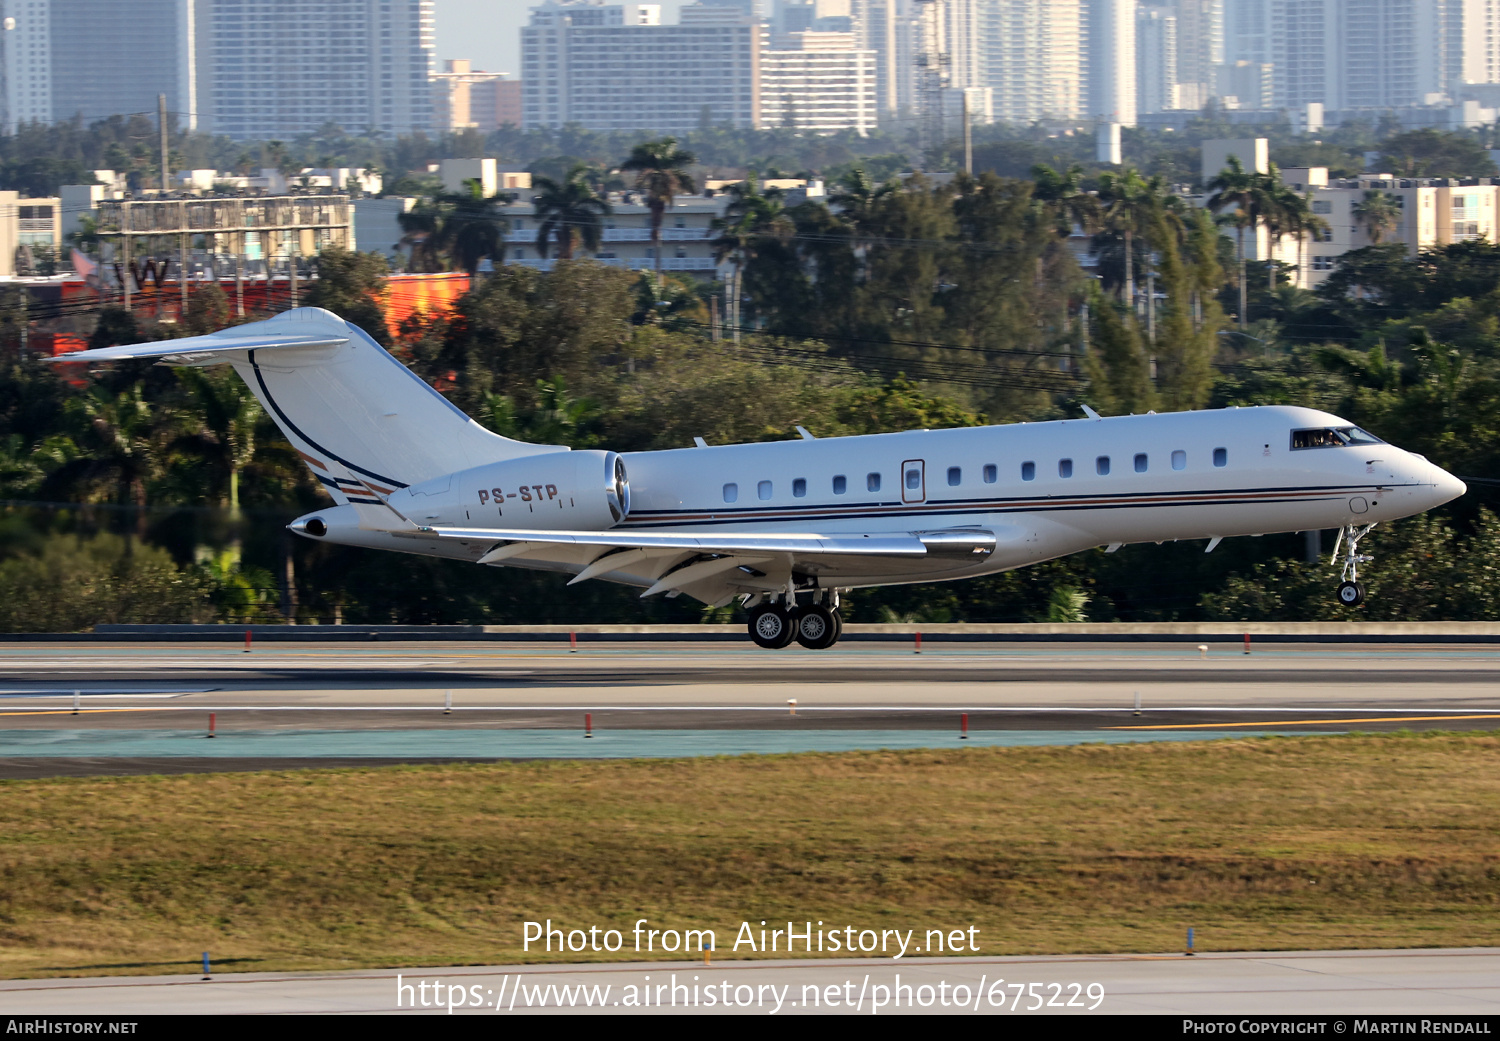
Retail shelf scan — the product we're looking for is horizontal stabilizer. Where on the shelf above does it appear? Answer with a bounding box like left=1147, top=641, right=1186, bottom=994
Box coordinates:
left=45, top=311, right=348, bottom=367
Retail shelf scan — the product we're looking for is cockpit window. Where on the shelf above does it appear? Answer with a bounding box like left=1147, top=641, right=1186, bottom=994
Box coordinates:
left=1290, top=426, right=1385, bottom=450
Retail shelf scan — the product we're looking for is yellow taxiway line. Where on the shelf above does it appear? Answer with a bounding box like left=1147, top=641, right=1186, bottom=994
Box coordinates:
left=1109, top=714, right=1500, bottom=730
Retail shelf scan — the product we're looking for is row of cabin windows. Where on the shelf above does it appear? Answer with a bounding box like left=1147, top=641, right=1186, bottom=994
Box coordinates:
left=1022, top=448, right=1226, bottom=481
left=721, top=449, right=1229, bottom=502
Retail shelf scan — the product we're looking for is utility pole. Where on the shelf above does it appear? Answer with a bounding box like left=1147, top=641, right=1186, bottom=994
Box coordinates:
left=121, top=202, right=132, bottom=315
left=158, top=94, right=169, bottom=191
left=962, top=91, right=972, bottom=176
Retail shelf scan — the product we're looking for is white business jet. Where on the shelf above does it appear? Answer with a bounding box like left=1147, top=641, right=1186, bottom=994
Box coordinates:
left=51, top=307, right=1466, bottom=649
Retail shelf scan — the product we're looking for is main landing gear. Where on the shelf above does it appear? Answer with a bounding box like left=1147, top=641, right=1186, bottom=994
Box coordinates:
left=746, top=591, right=844, bottom=650
left=1331, top=522, right=1377, bottom=607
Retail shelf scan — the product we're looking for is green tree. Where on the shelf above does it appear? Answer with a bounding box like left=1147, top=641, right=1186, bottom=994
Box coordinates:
left=1095, top=166, right=1163, bottom=308
left=1375, top=129, right=1499, bottom=179
left=620, top=137, right=698, bottom=278
left=1207, top=155, right=1272, bottom=328
left=532, top=163, right=612, bottom=261
left=1352, top=190, right=1402, bottom=245
left=430, top=179, right=508, bottom=276
left=304, top=246, right=392, bottom=346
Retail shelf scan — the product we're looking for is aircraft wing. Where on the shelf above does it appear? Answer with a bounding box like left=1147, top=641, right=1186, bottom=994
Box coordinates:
left=396, top=525, right=998, bottom=605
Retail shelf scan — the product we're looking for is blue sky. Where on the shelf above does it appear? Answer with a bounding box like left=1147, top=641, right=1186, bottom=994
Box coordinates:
left=437, top=0, right=690, bottom=74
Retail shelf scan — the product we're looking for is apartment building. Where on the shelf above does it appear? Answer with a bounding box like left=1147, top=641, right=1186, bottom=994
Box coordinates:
left=504, top=192, right=728, bottom=276
left=523, top=1, right=761, bottom=132
left=760, top=31, right=877, bottom=133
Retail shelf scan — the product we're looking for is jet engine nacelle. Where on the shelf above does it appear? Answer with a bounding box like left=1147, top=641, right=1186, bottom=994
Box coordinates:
left=390, top=450, right=630, bottom=531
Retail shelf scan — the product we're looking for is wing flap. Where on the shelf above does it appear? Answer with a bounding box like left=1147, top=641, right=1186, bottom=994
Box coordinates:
left=406, top=525, right=936, bottom=557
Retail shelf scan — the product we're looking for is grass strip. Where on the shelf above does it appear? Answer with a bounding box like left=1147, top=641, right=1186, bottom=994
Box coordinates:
left=0, top=731, right=1497, bottom=978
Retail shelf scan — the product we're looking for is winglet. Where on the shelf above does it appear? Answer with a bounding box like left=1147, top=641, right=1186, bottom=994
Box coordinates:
left=1081, top=404, right=1103, bottom=420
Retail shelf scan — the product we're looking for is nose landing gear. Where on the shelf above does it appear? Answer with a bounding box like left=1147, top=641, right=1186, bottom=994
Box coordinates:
left=1332, top=522, right=1376, bottom=607
left=745, top=590, right=845, bottom=649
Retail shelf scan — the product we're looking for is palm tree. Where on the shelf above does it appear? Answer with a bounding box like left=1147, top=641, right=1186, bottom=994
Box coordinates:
left=170, top=368, right=264, bottom=517
left=531, top=164, right=612, bottom=261
left=710, top=176, right=793, bottom=343
left=1207, top=155, right=1272, bottom=328
left=1352, top=190, right=1402, bottom=245
left=1095, top=167, right=1163, bottom=310
left=620, top=138, right=697, bottom=277
left=397, top=198, right=445, bottom=272
left=40, top=383, right=164, bottom=534
left=430, top=179, right=508, bottom=276
left=1031, top=163, right=1100, bottom=239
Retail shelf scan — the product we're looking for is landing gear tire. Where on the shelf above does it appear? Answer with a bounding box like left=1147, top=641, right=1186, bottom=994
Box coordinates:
left=795, top=605, right=840, bottom=650
left=749, top=604, right=797, bottom=649
left=1337, top=580, right=1365, bottom=607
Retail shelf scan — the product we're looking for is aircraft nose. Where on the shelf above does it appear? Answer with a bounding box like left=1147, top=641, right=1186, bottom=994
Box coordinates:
left=1430, top=464, right=1466, bottom=505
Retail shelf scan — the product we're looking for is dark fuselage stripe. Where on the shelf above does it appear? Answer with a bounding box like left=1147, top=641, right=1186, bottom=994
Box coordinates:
left=619, top=483, right=1404, bottom=529
left=249, top=349, right=408, bottom=489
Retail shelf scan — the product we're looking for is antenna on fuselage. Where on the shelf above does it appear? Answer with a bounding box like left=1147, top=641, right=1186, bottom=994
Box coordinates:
left=1081, top=405, right=1102, bottom=420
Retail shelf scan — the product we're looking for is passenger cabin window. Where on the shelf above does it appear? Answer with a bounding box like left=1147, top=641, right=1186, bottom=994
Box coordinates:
left=758, top=480, right=772, bottom=500
left=1096, top=456, right=1110, bottom=476
left=792, top=478, right=807, bottom=497
left=1172, top=450, right=1186, bottom=471
left=867, top=472, right=882, bottom=492
left=905, top=467, right=922, bottom=490
left=1134, top=453, right=1148, bottom=473
left=832, top=475, right=847, bottom=494
left=723, top=483, right=738, bottom=503
left=947, top=466, right=961, bottom=486
left=1059, top=458, right=1073, bottom=478
left=1213, top=448, right=1227, bottom=467
left=983, top=464, right=997, bottom=484
left=1021, top=461, right=1035, bottom=481
left=1290, top=426, right=1384, bottom=450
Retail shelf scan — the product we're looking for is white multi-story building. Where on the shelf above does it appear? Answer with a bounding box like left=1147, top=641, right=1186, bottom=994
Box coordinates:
left=1171, top=0, right=1223, bottom=110
left=1199, top=139, right=1500, bottom=291
left=505, top=191, right=728, bottom=276
left=522, top=1, right=761, bottom=132
left=849, top=0, right=898, bottom=117
left=979, top=0, right=1085, bottom=123
left=761, top=31, right=877, bottom=133
left=193, top=0, right=434, bottom=140
left=1137, top=6, right=1179, bottom=114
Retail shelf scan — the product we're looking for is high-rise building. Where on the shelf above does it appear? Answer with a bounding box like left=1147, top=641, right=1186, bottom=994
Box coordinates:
left=761, top=30, right=877, bottom=132
left=979, top=0, right=1084, bottom=123
left=1224, top=0, right=1270, bottom=67
left=1087, top=0, right=1137, bottom=125
left=1136, top=6, right=1179, bottom=114
left=522, top=2, right=761, bottom=131
left=193, top=0, right=434, bottom=140
left=1269, top=0, right=1334, bottom=109
left=1456, top=0, right=1500, bottom=85
left=51, top=0, right=194, bottom=128
left=849, top=0, right=898, bottom=117
left=2, top=0, right=195, bottom=133
left=1168, top=0, right=1222, bottom=109
left=1, top=0, right=53, bottom=131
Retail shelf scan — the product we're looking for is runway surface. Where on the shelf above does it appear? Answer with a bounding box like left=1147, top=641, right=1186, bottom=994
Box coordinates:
left=2, top=640, right=1498, bottom=776
left=2, top=948, right=1496, bottom=1015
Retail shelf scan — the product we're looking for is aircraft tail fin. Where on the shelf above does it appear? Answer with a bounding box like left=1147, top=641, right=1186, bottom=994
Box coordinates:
left=49, top=307, right=564, bottom=494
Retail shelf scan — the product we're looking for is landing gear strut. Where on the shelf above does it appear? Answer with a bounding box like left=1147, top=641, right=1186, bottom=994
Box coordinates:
left=1332, top=522, right=1376, bottom=607
left=746, top=590, right=844, bottom=650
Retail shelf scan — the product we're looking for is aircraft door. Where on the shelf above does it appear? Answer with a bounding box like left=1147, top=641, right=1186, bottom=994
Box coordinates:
left=902, top=459, right=926, bottom=503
